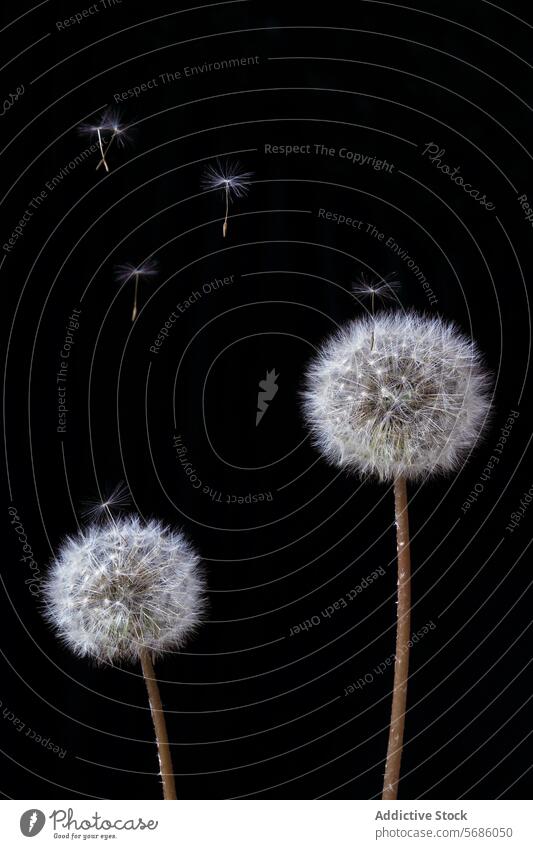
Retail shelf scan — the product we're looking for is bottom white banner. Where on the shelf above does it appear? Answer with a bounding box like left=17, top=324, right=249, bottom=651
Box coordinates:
left=3, top=800, right=531, bottom=848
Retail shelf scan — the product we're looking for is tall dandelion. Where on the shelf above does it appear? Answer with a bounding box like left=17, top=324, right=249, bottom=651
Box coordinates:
left=43, top=489, right=205, bottom=800
left=303, top=310, right=491, bottom=799
left=201, top=159, right=253, bottom=237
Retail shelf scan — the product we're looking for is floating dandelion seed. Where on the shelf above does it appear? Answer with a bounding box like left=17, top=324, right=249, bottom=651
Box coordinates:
left=201, top=158, right=253, bottom=237
left=352, top=274, right=401, bottom=350
left=115, top=259, right=159, bottom=321
left=43, top=501, right=206, bottom=800
left=352, top=272, right=401, bottom=306
left=82, top=481, right=131, bottom=523
left=95, top=108, right=131, bottom=171
left=303, top=310, right=491, bottom=799
left=79, top=108, right=131, bottom=173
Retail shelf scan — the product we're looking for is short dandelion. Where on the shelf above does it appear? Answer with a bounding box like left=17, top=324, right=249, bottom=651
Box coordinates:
left=43, top=494, right=206, bottom=800
left=115, top=259, right=159, bottom=322
left=201, top=158, right=253, bottom=237
left=303, top=310, right=491, bottom=799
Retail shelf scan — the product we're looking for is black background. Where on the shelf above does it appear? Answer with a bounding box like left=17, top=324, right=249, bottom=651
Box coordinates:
left=1, top=0, right=532, bottom=800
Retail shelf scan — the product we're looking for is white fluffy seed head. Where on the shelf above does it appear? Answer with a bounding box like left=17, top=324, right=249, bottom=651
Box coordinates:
left=43, top=516, right=205, bottom=664
left=303, top=311, right=492, bottom=482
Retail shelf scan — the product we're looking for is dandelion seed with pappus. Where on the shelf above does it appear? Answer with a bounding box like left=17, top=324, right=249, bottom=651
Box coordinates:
left=79, top=108, right=132, bottom=173
left=115, top=259, right=159, bottom=321
left=303, top=309, right=491, bottom=799
left=352, top=272, right=401, bottom=309
left=201, top=158, right=253, bottom=237
left=352, top=273, right=401, bottom=350
left=43, top=491, right=206, bottom=800
left=82, top=481, right=131, bottom=522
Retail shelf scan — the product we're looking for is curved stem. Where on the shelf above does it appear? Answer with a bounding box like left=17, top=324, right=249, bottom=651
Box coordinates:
left=223, top=185, right=229, bottom=237
left=382, top=475, right=411, bottom=800
left=140, top=650, right=177, bottom=800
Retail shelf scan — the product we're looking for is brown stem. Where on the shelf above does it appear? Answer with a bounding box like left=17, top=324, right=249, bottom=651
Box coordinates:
left=132, top=274, right=139, bottom=322
left=96, top=133, right=116, bottom=171
left=140, top=649, right=177, bottom=800
left=96, top=129, right=109, bottom=173
left=382, top=475, right=412, bottom=800
left=223, top=185, right=229, bottom=237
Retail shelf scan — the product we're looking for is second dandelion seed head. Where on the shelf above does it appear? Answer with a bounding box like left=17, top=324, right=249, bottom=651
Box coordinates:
left=43, top=516, right=206, bottom=664
left=303, top=311, right=492, bottom=481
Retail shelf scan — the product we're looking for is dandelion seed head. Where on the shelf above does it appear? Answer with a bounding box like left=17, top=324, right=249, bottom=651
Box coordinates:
left=114, top=259, right=159, bottom=285
left=201, top=159, right=253, bottom=200
left=43, top=516, right=206, bottom=663
left=303, top=311, right=492, bottom=481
